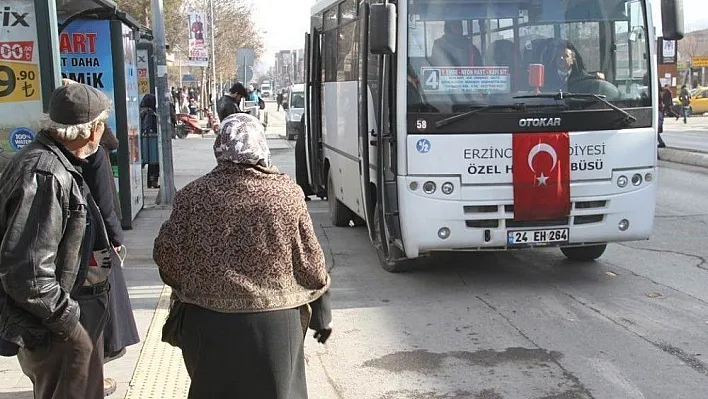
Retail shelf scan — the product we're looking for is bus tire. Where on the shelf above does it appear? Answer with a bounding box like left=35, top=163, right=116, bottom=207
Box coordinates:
left=327, top=170, right=353, bottom=227
left=373, top=205, right=409, bottom=273
left=561, top=244, right=607, bottom=261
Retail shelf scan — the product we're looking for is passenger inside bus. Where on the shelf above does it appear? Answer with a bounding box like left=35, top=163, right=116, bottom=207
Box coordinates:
left=429, top=20, right=482, bottom=67
left=490, top=39, right=522, bottom=91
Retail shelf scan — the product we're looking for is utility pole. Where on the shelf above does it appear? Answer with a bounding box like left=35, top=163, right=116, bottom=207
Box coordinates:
left=151, top=0, right=176, bottom=204
left=209, top=0, right=217, bottom=116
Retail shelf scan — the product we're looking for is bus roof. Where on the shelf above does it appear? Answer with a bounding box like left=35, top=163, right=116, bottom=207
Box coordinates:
left=311, top=0, right=339, bottom=16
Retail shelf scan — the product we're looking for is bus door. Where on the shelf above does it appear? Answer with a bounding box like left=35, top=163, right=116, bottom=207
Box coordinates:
left=306, top=30, right=326, bottom=196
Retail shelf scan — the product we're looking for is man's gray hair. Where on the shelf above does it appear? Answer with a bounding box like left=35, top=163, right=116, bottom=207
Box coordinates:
left=42, top=109, right=110, bottom=141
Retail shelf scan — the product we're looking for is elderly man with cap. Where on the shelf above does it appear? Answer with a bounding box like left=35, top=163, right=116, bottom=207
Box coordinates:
left=0, top=82, right=114, bottom=398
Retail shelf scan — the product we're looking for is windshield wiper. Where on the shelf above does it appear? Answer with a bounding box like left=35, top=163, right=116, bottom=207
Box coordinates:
left=435, top=103, right=528, bottom=128
left=513, top=92, right=636, bottom=124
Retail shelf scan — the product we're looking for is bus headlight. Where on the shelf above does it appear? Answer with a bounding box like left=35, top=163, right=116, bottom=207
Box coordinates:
left=617, top=175, right=628, bottom=188
left=423, top=181, right=436, bottom=194
left=645, top=173, right=653, bottom=182
left=441, top=182, right=454, bottom=195
left=438, top=227, right=451, bottom=239
left=632, top=174, right=642, bottom=186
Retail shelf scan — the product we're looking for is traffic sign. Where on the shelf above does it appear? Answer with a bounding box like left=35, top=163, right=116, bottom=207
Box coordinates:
left=237, top=65, right=253, bottom=83
left=236, top=48, right=255, bottom=68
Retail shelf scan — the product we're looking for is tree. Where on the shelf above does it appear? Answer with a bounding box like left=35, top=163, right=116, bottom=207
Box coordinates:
left=679, top=35, right=699, bottom=62
left=115, top=0, right=185, bottom=53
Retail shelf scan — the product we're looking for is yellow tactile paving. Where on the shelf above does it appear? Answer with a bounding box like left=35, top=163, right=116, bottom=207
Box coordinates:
left=125, top=285, right=191, bottom=399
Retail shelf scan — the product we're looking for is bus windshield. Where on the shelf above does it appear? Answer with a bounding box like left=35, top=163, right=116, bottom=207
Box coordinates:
left=407, top=0, right=652, bottom=115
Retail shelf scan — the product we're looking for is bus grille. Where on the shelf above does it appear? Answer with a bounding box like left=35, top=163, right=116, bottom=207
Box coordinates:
left=463, top=200, right=608, bottom=229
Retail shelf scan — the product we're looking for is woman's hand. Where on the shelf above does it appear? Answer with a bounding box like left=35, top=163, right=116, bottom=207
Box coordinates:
left=313, top=324, right=332, bottom=344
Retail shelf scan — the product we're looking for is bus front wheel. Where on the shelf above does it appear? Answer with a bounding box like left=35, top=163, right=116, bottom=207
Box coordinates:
left=373, top=205, right=410, bottom=273
left=561, top=244, right=607, bottom=261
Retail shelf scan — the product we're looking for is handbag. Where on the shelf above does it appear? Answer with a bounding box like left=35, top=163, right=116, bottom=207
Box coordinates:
left=161, top=293, right=186, bottom=347
left=258, top=97, right=266, bottom=110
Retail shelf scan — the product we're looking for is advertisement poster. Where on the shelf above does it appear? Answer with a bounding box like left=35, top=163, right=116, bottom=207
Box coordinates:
left=187, top=11, right=208, bottom=66
left=136, top=48, right=150, bottom=102
left=60, top=19, right=121, bottom=189
left=0, top=0, right=43, bottom=153
left=420, top=67, right=511, bottom=94
left=661, top=38, right=676, bottom=64
left=122, top=24, right=144, bottom=220
left=60, top=20, right=117, bottom=135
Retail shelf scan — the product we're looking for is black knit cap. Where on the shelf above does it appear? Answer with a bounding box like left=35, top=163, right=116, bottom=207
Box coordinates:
left=49, top=84, right=111, bottom=125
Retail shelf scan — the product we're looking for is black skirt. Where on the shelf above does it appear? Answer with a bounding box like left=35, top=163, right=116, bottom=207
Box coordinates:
left=180, top=304, right=308, bottom=399
left=103, top=265, right=140, bottom=353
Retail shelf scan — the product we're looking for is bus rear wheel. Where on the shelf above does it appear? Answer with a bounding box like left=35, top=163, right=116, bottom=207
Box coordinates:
left=561, top=244, right=607, bottom=261
left=327, top=170, right=354, bottom=227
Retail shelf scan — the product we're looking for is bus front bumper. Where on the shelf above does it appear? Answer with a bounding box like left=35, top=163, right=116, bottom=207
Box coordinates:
left=396, top=172, right=657, bottom=258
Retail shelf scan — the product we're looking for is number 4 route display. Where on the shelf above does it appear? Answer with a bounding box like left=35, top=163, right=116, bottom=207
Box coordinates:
left=0, top=0, right=43, bottom=155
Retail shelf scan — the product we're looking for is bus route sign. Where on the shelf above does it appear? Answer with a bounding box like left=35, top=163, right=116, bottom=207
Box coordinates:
left=421, top=67, right=510, bottom=94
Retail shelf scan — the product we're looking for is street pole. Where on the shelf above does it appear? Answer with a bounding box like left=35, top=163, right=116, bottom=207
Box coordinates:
left=209, top=0, right=217, bottom=116
left=151, top=0, right=176, bottom=205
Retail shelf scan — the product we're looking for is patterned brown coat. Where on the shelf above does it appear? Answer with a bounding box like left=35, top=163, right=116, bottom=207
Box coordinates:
left=153, top=162, right=330, bottom=313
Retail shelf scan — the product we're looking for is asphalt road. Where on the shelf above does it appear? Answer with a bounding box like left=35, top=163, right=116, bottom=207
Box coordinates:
left=255, top=100, right=708, bottom=399
left=662, top=115, right=708, bottom=152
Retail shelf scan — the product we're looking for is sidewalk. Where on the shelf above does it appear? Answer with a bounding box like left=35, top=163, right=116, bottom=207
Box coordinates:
left=0, top=102, right=296, bottom=398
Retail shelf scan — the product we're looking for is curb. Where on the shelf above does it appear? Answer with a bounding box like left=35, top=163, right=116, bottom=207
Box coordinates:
left=659, top=147, right=708, bottom=168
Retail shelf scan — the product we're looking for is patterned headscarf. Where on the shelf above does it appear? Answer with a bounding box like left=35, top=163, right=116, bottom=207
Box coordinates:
left=213, top=113, right=271, bottom=167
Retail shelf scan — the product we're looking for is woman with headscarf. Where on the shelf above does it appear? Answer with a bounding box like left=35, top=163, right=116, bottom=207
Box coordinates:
left=153, top=113, right=332, bottom=399
left=140, top=94, right=160, bottom=188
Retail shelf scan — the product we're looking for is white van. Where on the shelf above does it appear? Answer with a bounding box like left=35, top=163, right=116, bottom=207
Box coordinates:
left=283, top=83, right=305, bottom=140
left=261, top=82, right=272, bottom=98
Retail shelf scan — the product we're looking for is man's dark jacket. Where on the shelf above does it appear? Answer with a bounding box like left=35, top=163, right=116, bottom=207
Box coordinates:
left=217, top=94, right=241, bottom=121
left=0, top=131, right=87, bottom=351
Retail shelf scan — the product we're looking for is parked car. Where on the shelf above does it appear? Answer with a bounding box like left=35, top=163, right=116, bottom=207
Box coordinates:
left=283, top=84, right=305, bottom=140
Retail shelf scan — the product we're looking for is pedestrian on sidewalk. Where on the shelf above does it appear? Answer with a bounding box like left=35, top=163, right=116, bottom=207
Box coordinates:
left=277, top=90, right=284, bottom=111
left=0, top=83, right=114, bottom=398
left=217, top=82, right=248, bottom=121
left=82, top=137, right=141, bottom=396
left=658, top=84, right=667, bottom=148
left=140, top=93, right=161, bottom=188
left=154, top=113, right=333, bottom=399
left=679, top=84, right=691, bottom=124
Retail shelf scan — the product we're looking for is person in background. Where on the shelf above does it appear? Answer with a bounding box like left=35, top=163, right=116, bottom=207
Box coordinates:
left=679, top=84, right=691, bottom=124
left=662, top=85, right=678, bottom=121
left=82, top=135, right=140, bottom=398
left=277, top=90, right=284, bottom=112
left=658, top=83, right=667, bottom=148
left=154, top=113, right=332, bottom=399
left=247, top=84, right=261, bottom=103
left=217, top=82, right=248, bottom=121
left=141, top=94, right=161, bottom=188
left=0, top=83, right=113, bottom=398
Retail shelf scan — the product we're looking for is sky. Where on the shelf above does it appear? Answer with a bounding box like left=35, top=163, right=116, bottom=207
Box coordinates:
left=250, top=0, right=707, bottom=69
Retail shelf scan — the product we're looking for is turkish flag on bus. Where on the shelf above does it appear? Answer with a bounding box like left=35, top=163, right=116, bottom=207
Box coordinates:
left=512, top=132, right=571, bottom=221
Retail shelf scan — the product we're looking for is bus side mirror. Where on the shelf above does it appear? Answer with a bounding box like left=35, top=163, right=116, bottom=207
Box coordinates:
left=661, top=0, right=684, bottom=40
left=370, top=3, right=396, bottom=55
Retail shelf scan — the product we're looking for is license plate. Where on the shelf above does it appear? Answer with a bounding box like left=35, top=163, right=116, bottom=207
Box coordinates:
left=507, top=228, right=569, bottom=246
